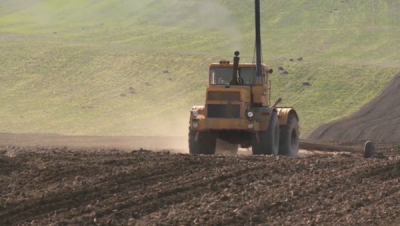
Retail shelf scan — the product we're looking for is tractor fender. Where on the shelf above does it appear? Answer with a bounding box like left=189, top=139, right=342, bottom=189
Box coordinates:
left=189, top=106, right=205, bottom=122
left=252, top=107, right=275, bottom=131
left=191, top=106, right=205, bottom=114
left=276, top=108, right=298, bottom=126
left=252, top=107, right=275, bottom=120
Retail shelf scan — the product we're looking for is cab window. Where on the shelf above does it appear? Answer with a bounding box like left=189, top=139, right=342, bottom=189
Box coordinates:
left=210, top=67, right=257, bottom=85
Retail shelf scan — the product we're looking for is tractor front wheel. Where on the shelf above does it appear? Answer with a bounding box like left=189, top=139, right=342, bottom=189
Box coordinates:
left=189, top=130, right=217, bottom=155
left=251, top=111, right=279, bottom=155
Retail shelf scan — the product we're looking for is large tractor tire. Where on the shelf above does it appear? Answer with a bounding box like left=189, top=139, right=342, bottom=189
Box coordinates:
left=279, top=113, right=299, bottom=157
left=216, top=139, right=239, bottom=154
left=189, top=130, right=217, bottom=155
left=364, top=141, right=375, bottom=158
left=251, top=111, right=279, bottom=155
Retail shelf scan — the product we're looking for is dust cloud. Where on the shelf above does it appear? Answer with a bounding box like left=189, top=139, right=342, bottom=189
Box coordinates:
left=130, top=114, right=190, bottom=152
left=0, top=0, right=54, bottom=26
left=146, top=0, right=243, bottom=52
left=5, top=0, right=243, bottom=51
left=2, top=0, right=153, bottom=27
left=1, top=0, right=241, bottom=152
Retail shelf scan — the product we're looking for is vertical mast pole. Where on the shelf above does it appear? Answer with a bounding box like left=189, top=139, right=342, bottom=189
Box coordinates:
left=255, top=0, right=262, bottom=79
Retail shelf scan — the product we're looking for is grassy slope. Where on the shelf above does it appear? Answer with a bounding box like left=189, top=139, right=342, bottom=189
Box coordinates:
left=0, top=0, right=399, bottom=137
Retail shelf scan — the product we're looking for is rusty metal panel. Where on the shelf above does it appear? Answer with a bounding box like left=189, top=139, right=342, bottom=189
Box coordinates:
left=207, top=91, right=240, bottom=101
left=207, top=104, right=240, bottom=119
left=196, top=118, right=261, bottom=131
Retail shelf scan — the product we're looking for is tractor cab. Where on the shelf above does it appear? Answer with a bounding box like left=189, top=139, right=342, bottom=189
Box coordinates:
left=205, top=52, right=274, bottom=108
left=209, top=62, right=271, bottom=87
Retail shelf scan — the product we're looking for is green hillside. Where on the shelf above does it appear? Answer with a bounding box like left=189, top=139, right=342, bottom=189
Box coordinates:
left=0, top=0, right=399, bottom=137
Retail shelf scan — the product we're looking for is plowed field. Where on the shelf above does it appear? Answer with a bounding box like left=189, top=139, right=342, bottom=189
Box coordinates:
left=1, top=141, right=400, bottom=225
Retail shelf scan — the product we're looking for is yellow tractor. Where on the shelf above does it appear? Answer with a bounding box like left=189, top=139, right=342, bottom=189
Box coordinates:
left=188, top=0, right=299, bottom=156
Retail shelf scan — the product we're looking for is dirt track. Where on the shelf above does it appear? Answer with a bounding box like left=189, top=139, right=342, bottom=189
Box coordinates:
left=1, top=142, right=400, bottom=225
left=0, top=133, right=188, bottom=152
left=309, top=74, right=400, bottom=141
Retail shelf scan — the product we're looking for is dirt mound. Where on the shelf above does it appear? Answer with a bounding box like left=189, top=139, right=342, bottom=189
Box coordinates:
left=1, top=145, right=400, bottom=225
left=309, top=74, right=400, bottom=141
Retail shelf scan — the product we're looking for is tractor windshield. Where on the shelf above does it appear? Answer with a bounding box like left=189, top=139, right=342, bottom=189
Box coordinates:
left=210, top=67, right=257, bottom=85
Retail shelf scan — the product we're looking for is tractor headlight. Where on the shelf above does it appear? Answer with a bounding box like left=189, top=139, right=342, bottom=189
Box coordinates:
left=247, top=111, right=254, bottom=118
left=248, top=123, right=254, bottom=129
left=192, top=111, right=199, bottom=117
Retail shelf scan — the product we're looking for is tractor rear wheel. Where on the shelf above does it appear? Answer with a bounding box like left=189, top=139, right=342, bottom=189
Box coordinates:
left=188, top=130, right=217, bottom=155
left=279, top=113, right=299, bottom=157
left=251, top=111, right=279, bottom=155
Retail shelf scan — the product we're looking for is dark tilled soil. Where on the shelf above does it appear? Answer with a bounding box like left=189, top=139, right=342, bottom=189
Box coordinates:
left=309, top=74, right=400, bottom=141
left=1, top=144, right=400, bottom=226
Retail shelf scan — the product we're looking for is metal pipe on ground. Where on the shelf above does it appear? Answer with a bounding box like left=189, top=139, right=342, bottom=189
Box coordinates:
left=299, top=141, right=376, bottom=158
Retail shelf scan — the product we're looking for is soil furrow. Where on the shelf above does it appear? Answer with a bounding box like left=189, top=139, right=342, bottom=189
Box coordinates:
left=1, top=146, right=399, bottom=225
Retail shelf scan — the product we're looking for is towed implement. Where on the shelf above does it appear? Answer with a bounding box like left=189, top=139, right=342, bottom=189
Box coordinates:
left=188, top=0, right=299, bottom=156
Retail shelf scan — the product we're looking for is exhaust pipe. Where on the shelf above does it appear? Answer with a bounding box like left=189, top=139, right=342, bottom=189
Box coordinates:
left=230, top=51, right=240, bottom=85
